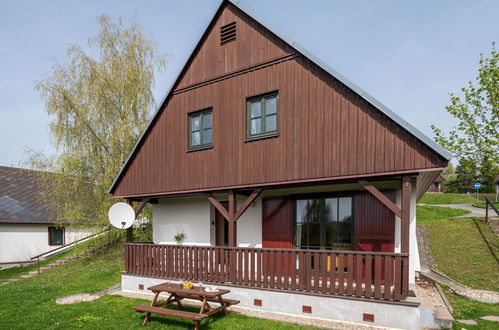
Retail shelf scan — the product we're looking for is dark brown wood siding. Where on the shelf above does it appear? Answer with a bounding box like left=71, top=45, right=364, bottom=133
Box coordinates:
left=262, top=198, right=293, bottom=249
left=354, top=191, right=396, bottom=252
left=176, top=3, right=294, bottom=90
left=111, top=3, right=447, bottom=198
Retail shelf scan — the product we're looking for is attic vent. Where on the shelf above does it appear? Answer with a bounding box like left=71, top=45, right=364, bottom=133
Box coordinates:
left=220, top=21, right=236, bottom=45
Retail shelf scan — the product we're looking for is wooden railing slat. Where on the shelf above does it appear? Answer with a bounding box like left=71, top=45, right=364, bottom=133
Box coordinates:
left=355, top=254, right=363, bottom=297
left=365, top=254, right=372, bottom=298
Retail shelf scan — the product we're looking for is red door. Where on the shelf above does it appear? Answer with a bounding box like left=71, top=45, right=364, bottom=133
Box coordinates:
left=262, top=198, right=294, bottom=275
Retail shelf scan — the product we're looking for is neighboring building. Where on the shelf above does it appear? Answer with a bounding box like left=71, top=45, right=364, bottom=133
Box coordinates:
left=427, top=175, right=445, bottom=193
left=0, top=166, right=95, bottom=263
left=109, top=1, right=451, bottom=328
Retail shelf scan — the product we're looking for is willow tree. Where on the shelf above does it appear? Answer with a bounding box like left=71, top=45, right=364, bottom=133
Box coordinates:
left=26, top=15, right=166, bottom=231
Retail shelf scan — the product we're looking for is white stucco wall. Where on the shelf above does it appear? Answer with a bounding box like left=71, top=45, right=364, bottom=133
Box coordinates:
left=235, top=196, right=262, bottom=247
left=152, top=195, right=262, bottom=247
left=0, top=224, right=95, bottom=263
left=153, top=196, right=212, bottom=245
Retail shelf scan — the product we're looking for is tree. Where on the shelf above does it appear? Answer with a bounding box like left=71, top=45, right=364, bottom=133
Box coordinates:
left=24, top=15, right=166, bottom=232
left=432, top=43, right=498, bottom=190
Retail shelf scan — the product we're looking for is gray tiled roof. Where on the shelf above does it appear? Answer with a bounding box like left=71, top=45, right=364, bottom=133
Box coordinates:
left=0, top=166, right=57, bottom=224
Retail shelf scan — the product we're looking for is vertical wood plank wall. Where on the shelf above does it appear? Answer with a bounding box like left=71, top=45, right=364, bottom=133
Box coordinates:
left=112, top=3, right=446, bottom=198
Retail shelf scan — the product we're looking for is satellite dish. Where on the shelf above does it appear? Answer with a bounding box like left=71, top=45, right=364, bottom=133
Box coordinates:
left=108, top=202, right=136, bottom=229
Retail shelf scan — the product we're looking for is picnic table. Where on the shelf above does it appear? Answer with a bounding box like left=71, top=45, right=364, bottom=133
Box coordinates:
left=132, top=282, right=239, bottom=329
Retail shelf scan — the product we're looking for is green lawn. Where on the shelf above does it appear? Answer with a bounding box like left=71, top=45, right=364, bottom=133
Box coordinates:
left=422, top=215, right=498, bottom=291
left=416, top=205, right=471, bottom=224
left=0, top=242, right=316, bottom=329
left=442, top=286, right=499, bottom=329
left=419, top=193, right=478, bottom=205
left=472, top=201, right=499, bottom=209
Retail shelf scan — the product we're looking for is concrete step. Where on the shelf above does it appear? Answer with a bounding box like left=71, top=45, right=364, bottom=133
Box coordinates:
left=28, top=271, right=39, bottom=275
left=47, top=264, right=58, bottom=268
left=434, top=305, right=453, bottom=328
left=39, top=267, right=50, bottom=272
left=20, top=274, right=33, bottom=278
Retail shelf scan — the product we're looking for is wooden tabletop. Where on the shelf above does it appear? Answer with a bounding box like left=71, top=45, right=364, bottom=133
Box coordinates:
left=148, top=283, right=230, bottom=298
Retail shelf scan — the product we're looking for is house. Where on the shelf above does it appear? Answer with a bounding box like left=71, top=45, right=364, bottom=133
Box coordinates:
left=108, top=1, right=452, bottom=328
left=0, top=166, right=96, bottom=264
left=426, top=175, right=445, bottom=193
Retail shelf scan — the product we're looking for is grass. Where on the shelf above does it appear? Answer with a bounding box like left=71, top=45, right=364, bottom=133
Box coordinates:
left=440, top=286, right=499, bottom=329
left=416, top=205, right=471, bottom=224
left=0, top=248, right=74, bottom=281
left=419, top=193, right=478, bottom=205
left=472, top=201, right=499, bottom=209
left=422, top=216, right=498, bottom=291
left=0, top=241, right=317, bottom=329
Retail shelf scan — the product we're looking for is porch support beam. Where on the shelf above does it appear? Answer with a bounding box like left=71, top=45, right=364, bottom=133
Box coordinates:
left=125, top=198, right=151, bottom=243
left=205, top=193, right=230, bottom=220
left=358, top=180, right=401, bottom=218
left=234, top=188, right=262, bottom=220
left=133, top=198, right=151, bottom=218
left=205, top=189, right=264, bottom=247
left=228, top=191, right=237, bottom=247
left=401, top=176, right=411, bottom=254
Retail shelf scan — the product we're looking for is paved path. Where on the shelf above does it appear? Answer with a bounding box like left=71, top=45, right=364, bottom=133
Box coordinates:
left=420, top=204, right=486, bottom=218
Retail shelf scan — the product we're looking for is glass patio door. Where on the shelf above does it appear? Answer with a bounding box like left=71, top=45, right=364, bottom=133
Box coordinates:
left=295, top=196, right=353, bottom=250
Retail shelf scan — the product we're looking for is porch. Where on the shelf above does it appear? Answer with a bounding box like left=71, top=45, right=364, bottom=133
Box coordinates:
left=124, top=243, right=410, bottom=302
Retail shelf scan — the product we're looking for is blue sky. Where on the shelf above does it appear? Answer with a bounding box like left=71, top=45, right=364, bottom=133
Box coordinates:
left=1, top=0, right=498, bottom=166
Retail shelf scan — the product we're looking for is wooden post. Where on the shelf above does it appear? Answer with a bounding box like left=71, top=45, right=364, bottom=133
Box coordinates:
left=228, top=191, right=237, bottom=247
left=126, top=199, right=134, bottom=243
left=401, top=176, right=411, bottom=254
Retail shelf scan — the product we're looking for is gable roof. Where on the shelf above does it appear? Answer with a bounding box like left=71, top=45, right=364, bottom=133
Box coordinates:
left=108, top=0, right=452, bottom=194
left=0, top=166, right=56, bottom=224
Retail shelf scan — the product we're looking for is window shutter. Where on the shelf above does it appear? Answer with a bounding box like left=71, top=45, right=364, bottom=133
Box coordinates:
left=262, top=197, right=293, bottom=249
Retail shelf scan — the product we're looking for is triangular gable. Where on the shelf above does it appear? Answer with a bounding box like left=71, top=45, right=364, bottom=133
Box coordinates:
left=109, top=0, right=451, bottom=194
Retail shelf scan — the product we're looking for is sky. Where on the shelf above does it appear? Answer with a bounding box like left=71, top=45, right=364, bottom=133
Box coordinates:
left=1, top=0, right=498, bottom=167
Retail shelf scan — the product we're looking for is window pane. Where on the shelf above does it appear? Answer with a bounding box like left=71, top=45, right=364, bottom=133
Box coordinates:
left=50, top=228, right=63, bottom=245
left=191, top=115, right=200, bottom=131
left=250, top=118, right=261, bottom=135
left=297, top=223, right=307, bottom=248
left=265, top=114, right=277, bottom=132
left=338, top=197, right=352, bottom=223
left=325, top=222, right=338, bottom=248
left=250, top=101, right=261, bottom=118
left=308, top=223, right=321, bottom=248
left=265, top=96, right=277, bottom=114
left=337, top=223, right=351, bottom=247
left=191, top=131, right=201, bottom=146
left=204, top=113, right=212, bottom=129
left=204, top=128, right=212, bottom=144
left=297, top=199, right=320, bottom=223
left=324, top=198, right=338, bottom=222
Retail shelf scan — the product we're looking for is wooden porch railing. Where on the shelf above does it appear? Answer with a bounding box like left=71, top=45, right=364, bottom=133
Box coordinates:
left=124, top=243, right=409, bottom=301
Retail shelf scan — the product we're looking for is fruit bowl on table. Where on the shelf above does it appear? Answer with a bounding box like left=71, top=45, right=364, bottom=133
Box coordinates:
left=181, top=281, right=194, bottom=289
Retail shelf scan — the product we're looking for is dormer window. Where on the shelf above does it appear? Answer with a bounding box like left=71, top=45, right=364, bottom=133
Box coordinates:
left=188, top=109, right=213, bottom=151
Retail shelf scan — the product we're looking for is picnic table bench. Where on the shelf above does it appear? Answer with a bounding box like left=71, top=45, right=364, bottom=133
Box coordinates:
left=132, top=283, right=239, bottom=329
